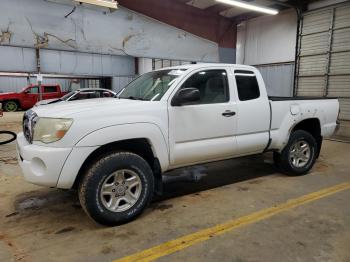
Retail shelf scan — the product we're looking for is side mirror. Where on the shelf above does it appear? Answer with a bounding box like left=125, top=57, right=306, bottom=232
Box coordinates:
left=172, top=87, right=200, bottom=106
left=24, top=90, right=30, bottom=94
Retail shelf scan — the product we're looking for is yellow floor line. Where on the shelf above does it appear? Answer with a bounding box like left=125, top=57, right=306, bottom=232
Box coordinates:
left=114, top=182, right=350, bottom=262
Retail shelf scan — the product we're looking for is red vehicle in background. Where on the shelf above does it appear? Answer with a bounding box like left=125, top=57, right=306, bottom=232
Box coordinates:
left=0, top=84, right=67, bottom=112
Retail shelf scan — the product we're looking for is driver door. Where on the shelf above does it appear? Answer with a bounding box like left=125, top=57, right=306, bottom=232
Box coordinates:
left=168, top=68, right=238, bottom=168
left=22, top=86, right=39, bottom=109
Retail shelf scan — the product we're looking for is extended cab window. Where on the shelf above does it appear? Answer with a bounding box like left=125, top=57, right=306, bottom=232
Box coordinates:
left=181, top=70, right=229, bottom=104
left=235, top=73, right=260, bottom=101
left=44, top=86, right=57, bottom=93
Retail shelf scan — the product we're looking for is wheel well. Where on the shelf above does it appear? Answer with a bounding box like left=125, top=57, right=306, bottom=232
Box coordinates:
left=2, top=99, right=20, bottom=110
left=292, top=118, right=322, bottom=157
left=3, top=99, right=19, bottom=105
left=72, top=138, right=163, bottom=194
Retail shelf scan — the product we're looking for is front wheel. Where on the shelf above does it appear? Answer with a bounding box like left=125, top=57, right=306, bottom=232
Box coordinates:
left=78, top=152, right=154, bottom=226
left=4, top=101, right=18, bottom=112
left=274, top=130, right=318, bottom=176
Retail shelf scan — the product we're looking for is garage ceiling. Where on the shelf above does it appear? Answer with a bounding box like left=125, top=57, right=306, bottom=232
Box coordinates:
left=175, top=0, right=298, bottom=20
left=54, top=0, right=313, bottom=21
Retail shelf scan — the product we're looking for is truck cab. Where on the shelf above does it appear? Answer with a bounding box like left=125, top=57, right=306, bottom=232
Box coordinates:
left=0, top=84, right=64, bottom=111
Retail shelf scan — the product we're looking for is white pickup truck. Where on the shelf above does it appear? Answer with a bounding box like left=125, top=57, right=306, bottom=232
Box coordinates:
left=16, top=64, right=339, bottom=225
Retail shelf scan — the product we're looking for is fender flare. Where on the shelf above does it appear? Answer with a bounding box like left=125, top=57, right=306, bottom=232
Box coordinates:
left=75, top=122, right=170, bottom=171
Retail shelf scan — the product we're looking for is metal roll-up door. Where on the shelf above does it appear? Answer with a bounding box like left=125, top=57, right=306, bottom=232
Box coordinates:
left=295, top=2, right=350, bottom=137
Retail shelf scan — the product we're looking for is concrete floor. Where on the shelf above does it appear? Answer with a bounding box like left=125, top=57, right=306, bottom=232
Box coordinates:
left=0, top=112, right=350, bottom=262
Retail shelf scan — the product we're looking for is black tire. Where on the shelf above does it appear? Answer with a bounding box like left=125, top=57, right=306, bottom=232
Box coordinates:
left=3, top=101, right=18, bottom=112
left=78, top=152, right=154, bottom=226
left=273, top=151, right=282, bottom=169
left=277, top=130, right=317, bottom=176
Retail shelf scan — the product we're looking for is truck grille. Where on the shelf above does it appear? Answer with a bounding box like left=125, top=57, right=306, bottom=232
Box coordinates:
left=23, top=110, right=38, bottom=143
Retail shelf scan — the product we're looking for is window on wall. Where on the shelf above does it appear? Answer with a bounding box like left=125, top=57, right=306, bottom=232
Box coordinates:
left=87, top=79, right=100, bottom=89
left=180, top=70, right=229, bottom=104
left=152, top=59, right=193, bottom=70
left=235, top=74, right=260, bottom=101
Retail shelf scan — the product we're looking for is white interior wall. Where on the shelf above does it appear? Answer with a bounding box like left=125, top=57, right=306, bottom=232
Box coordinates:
left=236, top=10, right=298, bottom=97
left=236, top=10, right=297, bottom=65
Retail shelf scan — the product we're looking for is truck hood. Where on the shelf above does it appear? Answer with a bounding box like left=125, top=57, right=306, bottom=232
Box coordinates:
left=32, top=98, right=144, bottom=117
left=28, top=96, right=168, bottom=149
left=35, top=98, right=61, bottom=106
left=0, top=92, right=18, bottom=97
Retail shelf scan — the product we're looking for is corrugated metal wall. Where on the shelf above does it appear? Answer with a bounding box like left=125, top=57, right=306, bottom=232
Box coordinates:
left=0, top=75, right=134, bottom=93
left=0, top=77, right=28, bottom=93
left=0, top=46, right=135, bottom=77
left=296, top=2, right=350, bottom=137
left=40, top=49, right=134, bottom=77
left=112, top=76, right=135, bottom=93
left=236, top=10, right=297, bottom=97
left=0, top=76, right=71, bottom=93
left=0, top=45, right=136, bottom=93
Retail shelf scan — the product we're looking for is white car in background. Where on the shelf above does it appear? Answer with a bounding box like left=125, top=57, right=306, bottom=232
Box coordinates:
left=35, top=88, right=116, bottom=106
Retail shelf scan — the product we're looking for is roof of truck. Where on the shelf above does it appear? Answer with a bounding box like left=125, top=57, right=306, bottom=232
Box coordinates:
left=160, top=63, right=257, bottom=71
left=75, top=88, right=115, bottom=92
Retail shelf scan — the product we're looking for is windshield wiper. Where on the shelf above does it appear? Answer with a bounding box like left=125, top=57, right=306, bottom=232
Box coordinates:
left=121, top=96, right=146, bottom=101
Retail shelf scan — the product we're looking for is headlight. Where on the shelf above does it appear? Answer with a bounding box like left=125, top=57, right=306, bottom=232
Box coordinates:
left=33, top=118, right=73, bottom=143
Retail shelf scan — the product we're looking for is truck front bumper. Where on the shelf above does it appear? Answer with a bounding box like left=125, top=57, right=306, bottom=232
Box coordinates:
left=16, top=132, right=72, bottom=187
left=16, top=132, right=98, bottom=189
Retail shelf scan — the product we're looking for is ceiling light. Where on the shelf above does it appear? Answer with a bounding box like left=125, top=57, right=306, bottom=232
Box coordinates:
left=216, top=0, right=278, bottom=15
left=74, top=0, right=118, bottom=9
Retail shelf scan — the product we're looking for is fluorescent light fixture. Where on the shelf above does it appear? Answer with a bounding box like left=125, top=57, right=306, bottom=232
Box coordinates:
left=216, top=0, right=278, bottom=15
left=74, top=0, right=118, bottom=9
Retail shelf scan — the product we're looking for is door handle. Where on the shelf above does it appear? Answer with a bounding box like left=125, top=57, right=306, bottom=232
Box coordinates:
left=222, top=111, right=236, bottom=117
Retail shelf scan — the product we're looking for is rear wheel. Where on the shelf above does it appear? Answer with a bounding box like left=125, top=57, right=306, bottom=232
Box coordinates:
left=78, top=151, right=154, bottom=226
left=4, top=101, right=18, bottom=112
left=274, top=130, right=317, bottom=176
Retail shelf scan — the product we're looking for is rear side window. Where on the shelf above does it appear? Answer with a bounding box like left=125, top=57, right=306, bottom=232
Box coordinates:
left=44, top=86, right=57, bottom=93
left=102, top=91, right=113, bottom=97
left=72, top=91, right=100, bottom=100
left=235, top=75, right=260, bottom=101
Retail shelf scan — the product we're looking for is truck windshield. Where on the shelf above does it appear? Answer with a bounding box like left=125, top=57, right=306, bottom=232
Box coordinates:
left=118, top=69, right=187, bottom=101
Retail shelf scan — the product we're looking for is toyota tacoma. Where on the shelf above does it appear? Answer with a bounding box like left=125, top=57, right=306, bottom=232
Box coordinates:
left=16, top=64, right=339, bottom=225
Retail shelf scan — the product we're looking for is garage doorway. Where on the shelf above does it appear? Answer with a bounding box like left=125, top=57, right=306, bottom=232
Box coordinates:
left=295, top=1, right=350, bottom=137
